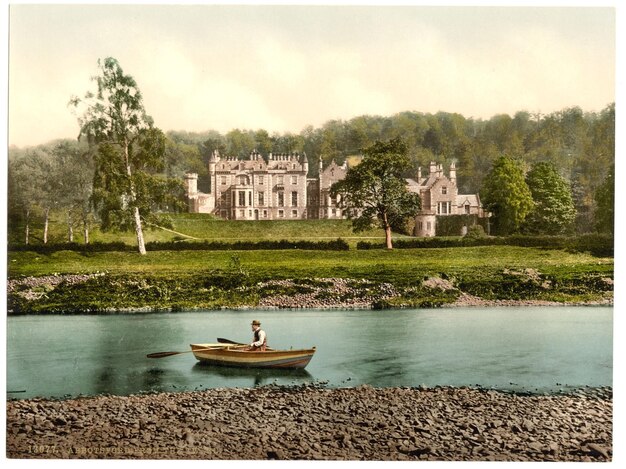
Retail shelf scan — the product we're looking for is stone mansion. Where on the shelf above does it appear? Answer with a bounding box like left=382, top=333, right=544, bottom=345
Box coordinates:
left=184, top=151, right=486, bottom=236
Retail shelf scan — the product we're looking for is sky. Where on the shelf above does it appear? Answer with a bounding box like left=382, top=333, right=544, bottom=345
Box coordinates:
left=5, top=2, right=617, bottom=148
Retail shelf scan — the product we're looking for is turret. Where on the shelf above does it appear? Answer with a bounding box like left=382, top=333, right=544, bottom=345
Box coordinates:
left=208, top=149, right=219, bottom=175
left=184, top=173, right=198, bottom=197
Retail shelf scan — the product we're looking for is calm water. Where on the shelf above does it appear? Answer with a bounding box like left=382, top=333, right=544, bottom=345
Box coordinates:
left=6, top=307, right=612, bottom=399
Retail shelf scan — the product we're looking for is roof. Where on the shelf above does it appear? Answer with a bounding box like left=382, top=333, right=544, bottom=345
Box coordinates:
left=456, top=194, right=480, bottom=206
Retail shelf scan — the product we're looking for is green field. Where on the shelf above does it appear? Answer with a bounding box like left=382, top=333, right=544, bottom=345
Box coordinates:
left=10, top=213, right=402, bottom=246
left=6, top=245, right=612, bottom=280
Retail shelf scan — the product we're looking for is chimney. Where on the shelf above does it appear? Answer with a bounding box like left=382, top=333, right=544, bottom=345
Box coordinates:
left=429, top=161, right=437, bottom=176
left=449, top=162, right=456, bottom=183
left=417, top=167, right=422, bottom=183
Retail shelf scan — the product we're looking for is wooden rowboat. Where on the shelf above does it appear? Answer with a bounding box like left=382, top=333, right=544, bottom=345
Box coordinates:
left=190, top=343, right=316, bottom=369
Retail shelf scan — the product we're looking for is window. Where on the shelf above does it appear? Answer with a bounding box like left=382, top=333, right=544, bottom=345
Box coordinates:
left=291, top=191, right=298, bottom=207
left=277, top=175, right=284, bottom=184
left=465, top=204, right=471, bottom=214
left=221, top=176, right=227, bottom=185
left=248, top=192, right=252, bottom=206
left=441, top=186, right=448, bottom=195
left=427, top=221, right=432, bottom=231
left=278, top=210, right=284, bottom=218
left=258, top=192, right=265, bottom=206
left=437, top=202, right=451, bottom=215
left=239, top=209, right=245, bottom=217
left=418, top=221, right=423, bottom=231
left=238, top=191, right=246, bottom=207
left=258, top=175, right=264, bottom=185
left=278, top=192, right=284, bottom=207
left=291, top=175, right=298, bottom=185
left=263, top=210, right=268, bottom=218
left=291, top=209, right=298, bottom=218
left=332, top=208, right=336, bottom=216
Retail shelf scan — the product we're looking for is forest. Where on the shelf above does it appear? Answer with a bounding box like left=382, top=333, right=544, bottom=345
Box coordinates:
left=8, top=103, right=615, bottom=242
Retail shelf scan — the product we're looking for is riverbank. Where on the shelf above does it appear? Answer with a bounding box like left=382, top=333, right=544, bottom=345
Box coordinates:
left=6, top=385, right=612, bottom=461
left=6, top=269, right=613, bottom=314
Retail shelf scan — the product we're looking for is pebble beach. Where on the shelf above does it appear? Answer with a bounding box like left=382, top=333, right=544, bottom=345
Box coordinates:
left=6, top=384, right=612, bottom=461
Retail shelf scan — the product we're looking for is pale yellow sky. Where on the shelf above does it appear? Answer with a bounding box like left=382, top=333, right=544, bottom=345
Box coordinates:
left=7, top=3, right=616, bottom=148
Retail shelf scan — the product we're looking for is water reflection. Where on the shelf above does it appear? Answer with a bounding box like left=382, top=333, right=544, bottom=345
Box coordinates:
left=192, top=362, right=313, bottom=387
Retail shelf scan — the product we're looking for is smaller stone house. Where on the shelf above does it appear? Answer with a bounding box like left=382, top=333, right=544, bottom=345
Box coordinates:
left=407, top=162, right=487, bottom=237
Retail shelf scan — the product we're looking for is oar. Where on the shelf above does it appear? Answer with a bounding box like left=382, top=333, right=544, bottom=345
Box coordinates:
left=147, top=344, right=244, bottom=359
left=217, top=337, right=246, bottom=345
left=218, top=337, right=273, bottom=351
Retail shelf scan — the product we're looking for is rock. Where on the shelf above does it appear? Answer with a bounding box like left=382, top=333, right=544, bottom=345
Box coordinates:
left=586, top=443, right=609, bottom=459
left=5, top=385, right=613, bottom=462
left=266, top=449, right=284, bottom=460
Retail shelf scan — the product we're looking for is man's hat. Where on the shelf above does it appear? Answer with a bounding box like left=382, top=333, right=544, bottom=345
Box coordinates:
left=251, top=320, right=261, bottom=326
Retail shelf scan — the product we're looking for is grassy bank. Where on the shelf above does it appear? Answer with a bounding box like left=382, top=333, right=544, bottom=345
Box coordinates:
left=9, top=214, right=398, bottom=247
left=7, top=246, right=613, bottom=313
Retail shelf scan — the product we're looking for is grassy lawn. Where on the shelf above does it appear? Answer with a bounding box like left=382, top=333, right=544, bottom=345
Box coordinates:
left=9, top=213, right=402, bottom=246
left=8, top=246, right=613, bottom=281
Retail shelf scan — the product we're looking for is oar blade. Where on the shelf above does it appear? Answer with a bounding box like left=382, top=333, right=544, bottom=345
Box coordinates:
left=146, top=351, right=181, bottom=359
left=217, top=337, right=245, bottom=345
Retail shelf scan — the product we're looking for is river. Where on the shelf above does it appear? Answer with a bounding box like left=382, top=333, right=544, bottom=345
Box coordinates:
left=6, top=306, right=612, bottom=399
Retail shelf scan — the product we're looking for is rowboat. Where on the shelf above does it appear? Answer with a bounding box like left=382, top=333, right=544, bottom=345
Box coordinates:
left=190, top=343, right=316, bottom=369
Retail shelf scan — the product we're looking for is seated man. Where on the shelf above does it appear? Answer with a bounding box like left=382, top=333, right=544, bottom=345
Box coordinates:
left=249, top=320, right=267, bottom=351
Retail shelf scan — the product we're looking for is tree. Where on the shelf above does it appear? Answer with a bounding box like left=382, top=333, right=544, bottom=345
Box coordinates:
left=594, top=164, right=614, bottom=234
left=70, top=57, right=173, bottom=254
left=89, top=129, right=186, bottom=235
left=480, top=155, right=534, bottom=235
left=523, top=162, right=576, bottom=235
left=51, top=140, right=95, bottom=243
left=8, top=152, right=45, bottom=245
left=330, top=138, right=421, bottom=249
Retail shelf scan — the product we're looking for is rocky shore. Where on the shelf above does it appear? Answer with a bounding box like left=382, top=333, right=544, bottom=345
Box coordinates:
left=6, top=385, right=612, bottom=461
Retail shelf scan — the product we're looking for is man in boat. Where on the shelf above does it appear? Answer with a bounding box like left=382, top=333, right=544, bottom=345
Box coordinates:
left=248, top=320, right=267, bottom=351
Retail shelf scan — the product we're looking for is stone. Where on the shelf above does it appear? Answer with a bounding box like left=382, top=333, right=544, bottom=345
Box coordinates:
left=586, top=443, right=609, bottom=459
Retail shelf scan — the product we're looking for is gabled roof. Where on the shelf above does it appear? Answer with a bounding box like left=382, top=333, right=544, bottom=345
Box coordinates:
left=456, top=194, right=480, bottom=207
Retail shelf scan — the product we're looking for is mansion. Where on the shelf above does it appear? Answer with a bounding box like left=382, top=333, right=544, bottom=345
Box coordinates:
left=184, top=150, right=348, bottom=221
left=184, top=151, right=487, bottom=236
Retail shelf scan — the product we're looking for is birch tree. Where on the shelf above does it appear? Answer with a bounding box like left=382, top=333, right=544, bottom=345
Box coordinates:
left=69, top=57, right=161, bottom=254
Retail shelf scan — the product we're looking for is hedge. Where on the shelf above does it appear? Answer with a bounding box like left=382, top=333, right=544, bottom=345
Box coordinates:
left=7, top=238, right=351, bottom=253
left=357, top=234, right=613, bottom=257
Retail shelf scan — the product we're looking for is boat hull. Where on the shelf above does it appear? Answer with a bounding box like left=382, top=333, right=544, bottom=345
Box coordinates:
left=190, top=344, right=316, bottom=369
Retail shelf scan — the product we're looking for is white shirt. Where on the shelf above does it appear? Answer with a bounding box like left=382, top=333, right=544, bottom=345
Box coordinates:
left=251, top=328, right=266, bottom=347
